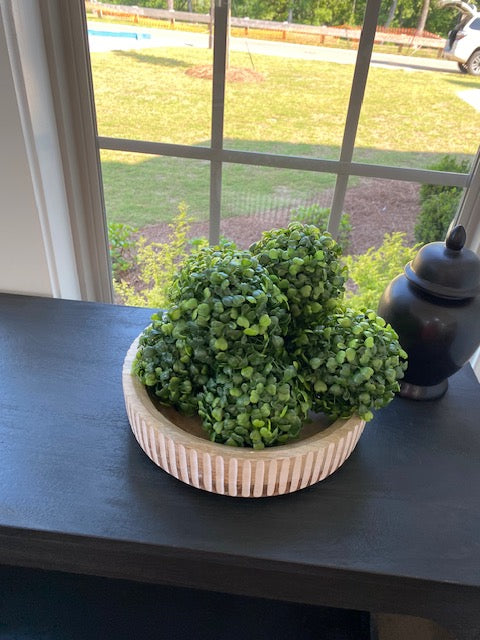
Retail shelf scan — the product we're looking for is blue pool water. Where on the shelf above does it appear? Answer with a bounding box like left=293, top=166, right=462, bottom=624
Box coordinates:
left=88, top=28, right=152, bottom=41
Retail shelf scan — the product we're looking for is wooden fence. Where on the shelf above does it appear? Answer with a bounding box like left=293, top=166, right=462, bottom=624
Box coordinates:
left=85, top=2, right=446, bottom=55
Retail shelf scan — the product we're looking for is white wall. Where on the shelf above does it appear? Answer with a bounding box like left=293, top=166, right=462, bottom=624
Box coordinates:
left=0, top=10, right=53, bottom=297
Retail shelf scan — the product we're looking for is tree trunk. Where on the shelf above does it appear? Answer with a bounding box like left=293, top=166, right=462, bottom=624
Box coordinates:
left=351, top=0, right=356, bottom=25
left=416, top=0, right=430, bottom=35
left=287, top=0, right=294, bottom=23
left=167, top=0, right=174, bottom=10
left=384, top=0, right=398, bottom=28
left=208, top=0, right=214, bottom=49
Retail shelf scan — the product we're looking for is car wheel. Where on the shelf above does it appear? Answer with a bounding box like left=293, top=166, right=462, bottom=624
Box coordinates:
left=458, top=62, right=468, bottom=74
left=467, top=51, right=480, bottom=75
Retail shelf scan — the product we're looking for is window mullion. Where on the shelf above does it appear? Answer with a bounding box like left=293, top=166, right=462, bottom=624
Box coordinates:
left=209, top=0, right=229, bottom=245
left=328, top=0, right=382, bottom=238
left=455, top=146, right=480, bottom=253
left=96, top=136, right=469, bottom=190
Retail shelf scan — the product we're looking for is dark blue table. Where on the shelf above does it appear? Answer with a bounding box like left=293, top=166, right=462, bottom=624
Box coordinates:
left=1, top=294, right=479, bottom=638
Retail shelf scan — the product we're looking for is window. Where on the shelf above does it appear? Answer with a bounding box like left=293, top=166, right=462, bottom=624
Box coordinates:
left=90, top=0, right=475, bottom=261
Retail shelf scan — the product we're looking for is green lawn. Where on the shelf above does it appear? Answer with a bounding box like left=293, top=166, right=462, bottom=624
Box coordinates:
left=90, top=44, right=478, bottom=227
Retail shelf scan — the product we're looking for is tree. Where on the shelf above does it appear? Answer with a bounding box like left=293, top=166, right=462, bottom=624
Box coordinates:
left=416, top=0, right=430, bottom=33
left=103, top=0, right=458, bottom=36
left=384, top=0, right=399, bottom=28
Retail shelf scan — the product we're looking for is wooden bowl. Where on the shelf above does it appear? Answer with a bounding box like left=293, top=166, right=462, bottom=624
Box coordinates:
left=122, top=338, right=366, bottom=498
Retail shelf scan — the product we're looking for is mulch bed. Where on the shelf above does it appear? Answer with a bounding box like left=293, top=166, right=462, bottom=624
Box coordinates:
left=116, top=178, right=420, bottom=294
left=136, top=177, right=419, bottom=255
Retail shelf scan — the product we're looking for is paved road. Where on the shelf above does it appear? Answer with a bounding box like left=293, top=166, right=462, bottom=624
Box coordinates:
left=88, top=22, right=460, bottom=75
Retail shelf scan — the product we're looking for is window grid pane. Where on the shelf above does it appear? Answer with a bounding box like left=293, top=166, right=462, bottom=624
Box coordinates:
left=91, top=0, right=475, bottom=249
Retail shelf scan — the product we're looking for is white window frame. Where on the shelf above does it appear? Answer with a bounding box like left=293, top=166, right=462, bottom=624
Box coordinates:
left=1, top=0, right=112, bottom=302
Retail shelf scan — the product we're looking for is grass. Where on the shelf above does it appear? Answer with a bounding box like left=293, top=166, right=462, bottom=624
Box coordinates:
left=100, top=149, right=340, bottom=226
left=90, top=40, right=477, bottom=227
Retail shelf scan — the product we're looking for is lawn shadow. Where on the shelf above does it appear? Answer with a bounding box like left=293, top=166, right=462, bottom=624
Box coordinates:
left=446, top=77, right=480, bottom=90
left=113, top=49, right=190, bottom=68
left=370, top=56, right=459, bottom=74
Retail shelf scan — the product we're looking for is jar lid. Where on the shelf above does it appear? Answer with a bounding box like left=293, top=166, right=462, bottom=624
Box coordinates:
left=405, top=225, right=480, bottom=299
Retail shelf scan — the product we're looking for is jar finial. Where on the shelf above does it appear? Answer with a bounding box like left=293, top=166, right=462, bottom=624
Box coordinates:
left=446, top=225, right=466, bottom=251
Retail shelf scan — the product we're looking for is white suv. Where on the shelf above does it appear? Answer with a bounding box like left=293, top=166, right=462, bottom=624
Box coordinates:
left=440, top=0, right=480, bottom=74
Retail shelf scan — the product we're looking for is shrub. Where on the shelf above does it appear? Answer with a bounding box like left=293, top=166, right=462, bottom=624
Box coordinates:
left=289, top=204, right=352, bottom=253
left=114, top=206, right=237, bottom=308
left=414, top=190, right=461, bottom=245
left=114, top=204, right=192, bottom=309
left=344, top=232, right=421, bottom=312
left=419, top=155, right=469, bottom=203
left=415, top=155, right=469, bottom=245
left=107, top=222, right=138, bottom=275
